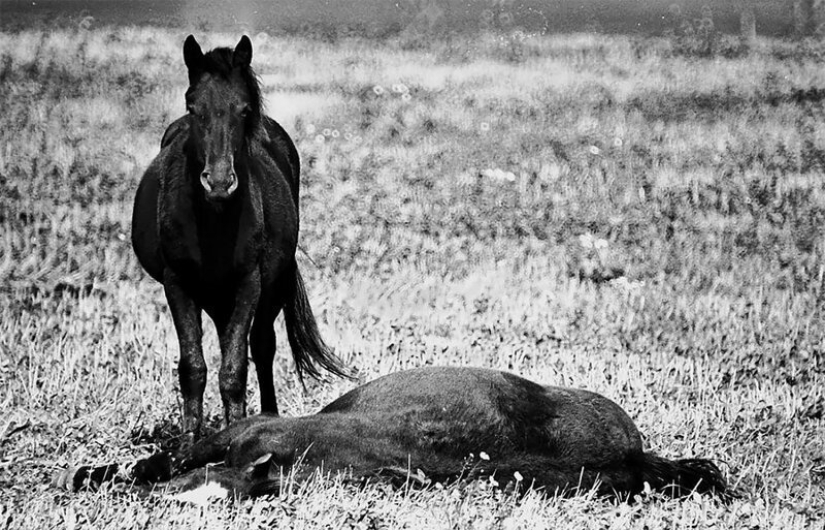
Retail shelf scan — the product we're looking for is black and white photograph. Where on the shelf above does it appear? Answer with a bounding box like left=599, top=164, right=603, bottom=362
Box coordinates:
left=1, top=0, right=823, bottom=527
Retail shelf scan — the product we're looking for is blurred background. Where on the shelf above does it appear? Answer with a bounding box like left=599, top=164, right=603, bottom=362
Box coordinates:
left=0, top=0, right=813, bottom=37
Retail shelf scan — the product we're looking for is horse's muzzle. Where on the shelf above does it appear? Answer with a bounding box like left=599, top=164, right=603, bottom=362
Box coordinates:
left=200, top=167, right=238, bottom=201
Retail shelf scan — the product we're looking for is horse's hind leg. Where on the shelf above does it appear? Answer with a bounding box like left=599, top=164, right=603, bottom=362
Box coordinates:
left=250, top=293, right=280, bottom=415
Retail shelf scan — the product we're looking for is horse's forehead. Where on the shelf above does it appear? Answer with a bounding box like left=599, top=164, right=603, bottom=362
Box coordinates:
left=192, top=73, right=250, bottom=107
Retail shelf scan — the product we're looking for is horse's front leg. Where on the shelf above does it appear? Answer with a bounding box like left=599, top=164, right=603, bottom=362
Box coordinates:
left=217, top=269, right=262, bottom=427
left=57, top=415, right=277, bottom=493
left=163, top=270, right=206, bottom=437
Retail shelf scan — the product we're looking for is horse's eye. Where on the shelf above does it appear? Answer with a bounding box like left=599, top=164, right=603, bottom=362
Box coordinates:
left=240, top=106, right=250, bottom=118
left=187, top=106, right=206, bottom=122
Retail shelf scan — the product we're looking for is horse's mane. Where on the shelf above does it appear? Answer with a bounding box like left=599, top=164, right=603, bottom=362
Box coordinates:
left=186, top=47, right=263, bottom=128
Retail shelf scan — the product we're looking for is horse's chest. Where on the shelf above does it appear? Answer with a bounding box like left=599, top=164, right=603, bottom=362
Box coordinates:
left=158, top=181, right=269, bottom=287
left=195, top=224, right=259, bottom=282
left=161, top=220, right=259, bottom=287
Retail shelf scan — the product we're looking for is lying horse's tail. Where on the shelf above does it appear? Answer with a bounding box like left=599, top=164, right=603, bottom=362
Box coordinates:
left=633, top=453, right=728, bottom=498
left=283, top=262, right=353, bottom=383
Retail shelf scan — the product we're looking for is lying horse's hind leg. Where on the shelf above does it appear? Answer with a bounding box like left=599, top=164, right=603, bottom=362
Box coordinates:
left=163, top=271, right=206, bottom=437
left=215, top=269, right=262, bottom=427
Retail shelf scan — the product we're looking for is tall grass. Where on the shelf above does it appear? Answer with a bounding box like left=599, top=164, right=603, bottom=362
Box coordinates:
left=1, top=26, right=824, bottom=528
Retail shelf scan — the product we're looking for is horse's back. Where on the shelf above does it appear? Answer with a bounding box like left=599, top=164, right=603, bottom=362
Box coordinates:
left=320, top=366, right=643, bottom=460
left=245, top=116, right=300, bottom=212
left=131, top=156, right=164, bottom=283
left=321, top=366, right=521, bottom=414
left=131, top=119, right=191, bottom=283
left=161, top=116, right=190, bottom=148
left=261, top=116, right=300, bottom=203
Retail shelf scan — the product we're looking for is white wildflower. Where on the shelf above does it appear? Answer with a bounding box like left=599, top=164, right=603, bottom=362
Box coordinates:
left=480, top=168, right=516, bottom=182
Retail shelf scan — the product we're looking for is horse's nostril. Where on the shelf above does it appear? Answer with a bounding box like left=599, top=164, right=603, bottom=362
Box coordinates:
left=200, top=172, right=212, bottom=192
left=224, top=174, right=237, bottom=196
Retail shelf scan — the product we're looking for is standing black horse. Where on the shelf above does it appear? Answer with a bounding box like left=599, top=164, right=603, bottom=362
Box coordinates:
left=131, top=35, right=349, bottom=437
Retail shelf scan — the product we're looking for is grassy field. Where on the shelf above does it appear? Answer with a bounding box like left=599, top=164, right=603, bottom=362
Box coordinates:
left=1, top=23, right=825, bottom=529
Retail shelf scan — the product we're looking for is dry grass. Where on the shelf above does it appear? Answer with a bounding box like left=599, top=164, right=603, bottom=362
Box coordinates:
left=1, top=26, right=825, bottom=528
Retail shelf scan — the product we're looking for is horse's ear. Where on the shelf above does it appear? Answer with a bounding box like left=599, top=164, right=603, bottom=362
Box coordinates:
left=183, top=35, right=204, bottom=72
left=233, top=35, right=253, bottom=68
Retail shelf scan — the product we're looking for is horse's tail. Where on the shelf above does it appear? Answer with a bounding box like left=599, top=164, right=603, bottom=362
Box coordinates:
left=283, top=262, right=353, bottom=383
left=633, top=452, right=728, bottom=498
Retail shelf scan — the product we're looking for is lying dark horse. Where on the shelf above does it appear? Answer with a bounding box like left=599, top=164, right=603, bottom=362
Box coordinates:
left=61, top=367, right=727, bottom=500
left=131, top=35, right=349, bottom=436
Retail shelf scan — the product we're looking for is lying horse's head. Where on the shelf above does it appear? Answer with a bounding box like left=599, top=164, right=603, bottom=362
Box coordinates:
left=182, top=35, right=262, bottom=201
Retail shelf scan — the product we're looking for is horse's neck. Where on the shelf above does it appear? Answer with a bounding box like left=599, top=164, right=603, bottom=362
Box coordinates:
left=192, top=189, right=244, bottom=225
